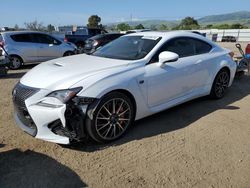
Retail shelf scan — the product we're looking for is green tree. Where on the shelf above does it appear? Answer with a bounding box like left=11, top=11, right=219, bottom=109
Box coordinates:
left=47, top=24, right=55, bottom=32
left=158, top=24, right=168, bottom=31
left=231, top=23, right=246, bottom=29
left=176, top=17, right=200, bottom=30
left=87, top=15, right=102, bottom=28
left=215, top=24, right=230, bottom=29
left=116, top=23, right=131, bottom=31
left=150, top=24, right=157, bottom=31
left=205, top=24, right=213, bottom=29
left=134, top=24, right=145, bottom=29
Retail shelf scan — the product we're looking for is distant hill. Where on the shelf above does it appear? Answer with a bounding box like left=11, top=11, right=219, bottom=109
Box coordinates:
left=108, top=20, right=179, bottom=29
left=198, top=11, right=250, bottom=24
left=107, top=11, right=250, bottom=28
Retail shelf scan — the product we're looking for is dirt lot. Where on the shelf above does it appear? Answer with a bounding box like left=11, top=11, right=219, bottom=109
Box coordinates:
left=0, top=43, right=250, bottom=188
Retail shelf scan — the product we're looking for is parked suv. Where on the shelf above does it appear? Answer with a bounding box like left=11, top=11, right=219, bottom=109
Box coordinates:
left=0, top=31, right=77, bottom=69
left=84, top=33, right=124, bottom=54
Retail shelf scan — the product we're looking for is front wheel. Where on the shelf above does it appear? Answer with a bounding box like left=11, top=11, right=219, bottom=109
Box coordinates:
left=210, top=69, right=230, bottom=99
left=63, top=51, right=75, bottom=56
left=86, top=92, right=135, bottom=143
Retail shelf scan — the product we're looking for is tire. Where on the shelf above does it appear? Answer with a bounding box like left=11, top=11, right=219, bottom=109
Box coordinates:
left=86, top=92, right=135, bottom=143
left=63, top=51, right=75, bottom=56
left=210, top=69, right=230, bottom=99
left=9, top=55, right=23, bottom=70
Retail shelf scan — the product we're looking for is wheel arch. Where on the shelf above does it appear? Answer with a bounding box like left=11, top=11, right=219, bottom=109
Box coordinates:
left=9, top=54, right=24, bottom=63
left=209, top=66, right=231, bottom=95
left=63, top=51, right=75, bottom=56
left=104, top=89, right=137, bottom=117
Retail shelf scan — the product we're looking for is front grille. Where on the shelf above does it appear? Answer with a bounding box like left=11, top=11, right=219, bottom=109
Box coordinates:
left=12, top=82, right=39, bottom=108
left=12, top=82, right=39, bottom=131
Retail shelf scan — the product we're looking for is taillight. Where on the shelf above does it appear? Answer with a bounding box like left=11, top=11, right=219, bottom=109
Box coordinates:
left=229, top=52, right=234, bottom=59
left=0, top=41, right=5, bottom=48
left=246, top=44, right=250, bottom=55
left=64, top=37, right=68, bottom=42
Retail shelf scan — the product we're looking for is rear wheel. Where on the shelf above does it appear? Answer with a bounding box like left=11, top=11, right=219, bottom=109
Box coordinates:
left=63, top=51, right=75, bottom=56
left=9, top=55, right=23, bottom=70
left=210, top=69, right=230, bottom=99
left=86, top=92, right=135, bottom=143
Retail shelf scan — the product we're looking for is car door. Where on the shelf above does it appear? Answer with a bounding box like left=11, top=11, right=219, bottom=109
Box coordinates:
left=32, top=34, right=62, bottom=62
left=145, top=37, right=202, bottom=107
left=189, top=38, right=213, bottom=90
left=10, top=34, right=38, bottom=62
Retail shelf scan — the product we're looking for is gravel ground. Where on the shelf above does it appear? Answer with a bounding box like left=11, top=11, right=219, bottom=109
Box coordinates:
left=0, top=43, right=250, bottom=188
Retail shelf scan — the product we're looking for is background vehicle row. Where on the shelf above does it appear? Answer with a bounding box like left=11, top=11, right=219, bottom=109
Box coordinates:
left=0, top=31, right=77, bottom=69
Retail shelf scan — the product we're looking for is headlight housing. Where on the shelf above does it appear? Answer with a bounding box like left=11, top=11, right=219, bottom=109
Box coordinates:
left=47, top=87, right=82, bottom=103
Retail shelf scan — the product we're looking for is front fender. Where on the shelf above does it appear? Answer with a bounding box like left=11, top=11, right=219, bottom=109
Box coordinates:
left=73, top=65, right=150, bottom=120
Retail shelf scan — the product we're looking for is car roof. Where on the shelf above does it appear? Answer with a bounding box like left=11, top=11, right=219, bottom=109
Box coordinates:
left=1, top=31, right=49, bottom=35
left=126, top=31, right=215, bottom=45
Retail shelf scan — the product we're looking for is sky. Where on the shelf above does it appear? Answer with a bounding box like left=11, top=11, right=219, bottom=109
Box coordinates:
left=1, top=0, right=250, bottom=27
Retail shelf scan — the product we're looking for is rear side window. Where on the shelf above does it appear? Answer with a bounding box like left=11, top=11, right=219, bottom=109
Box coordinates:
left=192, top=39, right=212, bottom=55
left=150, top=37, right=212, bottom=63
left=10, top=34, right=33, bottom=43
left=165, top=38, right=195, bottom=58
left=32, top=34, right=61, bottom=45
left=75, top=28, right=88, bottom=35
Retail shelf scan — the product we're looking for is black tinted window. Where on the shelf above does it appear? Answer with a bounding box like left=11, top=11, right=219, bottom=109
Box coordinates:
left=32, top=34, right=61, bottom=45
left=193, top=39, right=212, bottom=55
left=10, top=34, right=33, bottom=42
left=165, top=38, right=195, bottom=58
left=93, top=36, right=161, bottom=60
left=150, top=37, right=212, bottom=63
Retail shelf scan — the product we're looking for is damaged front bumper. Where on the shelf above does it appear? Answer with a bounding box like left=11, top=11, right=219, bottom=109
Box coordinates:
left=12, top=83, right=95, bottom=144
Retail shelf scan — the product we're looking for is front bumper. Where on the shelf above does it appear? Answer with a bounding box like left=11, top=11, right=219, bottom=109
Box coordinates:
left=12, top=83, right=88, bottom=144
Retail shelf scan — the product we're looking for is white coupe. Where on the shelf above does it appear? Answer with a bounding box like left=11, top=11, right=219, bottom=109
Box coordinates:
left=12, top=31, right=237, bottom=144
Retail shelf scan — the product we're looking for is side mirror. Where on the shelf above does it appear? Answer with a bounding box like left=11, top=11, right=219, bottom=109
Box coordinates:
left=158, top=51, right=179, bottom=66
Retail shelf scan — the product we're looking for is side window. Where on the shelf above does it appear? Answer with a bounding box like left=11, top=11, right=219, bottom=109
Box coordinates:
left=165, top=38, right=195, bottom=58
left=75, top=29, right=88, bottom=35
left=32, top=34, right=61, bottom=45
left=192, top=39, right=212, bottom=55
left=10, top=34, right=33, bottom=43
left=150, top=37, right=195, bottom=63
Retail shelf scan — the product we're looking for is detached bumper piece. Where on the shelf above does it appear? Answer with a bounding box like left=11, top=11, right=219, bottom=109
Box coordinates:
left=12, top=83, right=39, bottom=136
left=48, top=104, right=86, bottom=142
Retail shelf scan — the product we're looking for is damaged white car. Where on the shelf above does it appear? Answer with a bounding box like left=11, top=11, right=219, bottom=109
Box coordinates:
left=12, top=31, right=236, bottom=144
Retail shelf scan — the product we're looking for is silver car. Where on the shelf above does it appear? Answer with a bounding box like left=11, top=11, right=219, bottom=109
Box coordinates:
left=0, top=31, right=77, bottom=69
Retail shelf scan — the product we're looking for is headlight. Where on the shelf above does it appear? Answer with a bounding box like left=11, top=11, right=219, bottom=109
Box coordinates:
left=92, top=40, right=99, bottom=47
left=47, top=87, right=82, bottom=103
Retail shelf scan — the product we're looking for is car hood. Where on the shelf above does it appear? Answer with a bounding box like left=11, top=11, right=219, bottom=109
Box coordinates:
left=20, top=54, right=131, bottom=90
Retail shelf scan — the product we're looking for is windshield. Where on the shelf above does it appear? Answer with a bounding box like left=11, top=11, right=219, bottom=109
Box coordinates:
left=92, top=35, right=161, bottom=60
